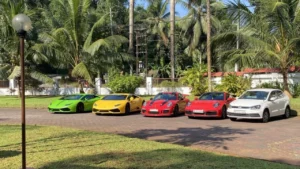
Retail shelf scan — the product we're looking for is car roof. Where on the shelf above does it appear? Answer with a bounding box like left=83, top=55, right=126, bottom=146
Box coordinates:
left=247, top=88, right=281, bottom=92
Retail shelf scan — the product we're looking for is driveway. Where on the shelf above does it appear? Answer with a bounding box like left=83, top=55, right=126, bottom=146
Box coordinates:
left=1, top=108, right=300, bottom=166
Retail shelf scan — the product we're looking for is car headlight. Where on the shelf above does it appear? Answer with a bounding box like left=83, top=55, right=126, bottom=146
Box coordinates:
left=251, top=105, right=261, bottom=109
left=114, top=104, right=121, bottom=107
left=213, top=102, right=220, bottom=108
left=187, top=102, right=191, bottom=107
left=167, top=101, right=173, bottom=107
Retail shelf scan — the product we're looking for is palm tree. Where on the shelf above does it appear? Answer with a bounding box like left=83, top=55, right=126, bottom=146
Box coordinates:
left=206, top=0, right=212, bottom=92
left=0, top=0, right=53, bottom=96
left=214, top=0, right=300, bottom=93
left=34, top=0, right=127, bottom=89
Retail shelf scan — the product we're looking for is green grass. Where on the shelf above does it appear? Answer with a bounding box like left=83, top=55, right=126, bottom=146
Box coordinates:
left=0, top=125, right=298, bottom=169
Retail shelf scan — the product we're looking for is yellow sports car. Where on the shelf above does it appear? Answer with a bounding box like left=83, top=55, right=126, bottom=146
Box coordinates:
left=92, top=93, right=145, bottom=115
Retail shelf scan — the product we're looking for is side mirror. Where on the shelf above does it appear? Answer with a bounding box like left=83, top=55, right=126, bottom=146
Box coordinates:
left=150, top=98, right=153, bottom=100
left=270, top=96, right=277, bottom=101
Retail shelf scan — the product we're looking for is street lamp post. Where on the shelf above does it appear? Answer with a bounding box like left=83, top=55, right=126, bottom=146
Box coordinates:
left=12, top=14, right=32, bottom=169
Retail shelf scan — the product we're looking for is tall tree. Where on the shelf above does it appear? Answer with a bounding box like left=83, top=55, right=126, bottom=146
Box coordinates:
left=170, top=0, right=175, bottom=80
left=129, top=0, right=134, bottom=75
left=206, top=0, right=212, bottom=92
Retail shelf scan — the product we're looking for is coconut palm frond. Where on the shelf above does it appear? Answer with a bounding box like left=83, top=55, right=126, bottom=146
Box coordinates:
left=8, top=66, right=20, bottom=79
left=72, top=62, right=92, bottom=84
left=30, top=71, right=53, bottom=84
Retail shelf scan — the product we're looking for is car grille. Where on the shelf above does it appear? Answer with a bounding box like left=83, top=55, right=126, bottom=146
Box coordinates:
left=49, top=109, right=60, bottom=111
left=206, top=111, right=217, bottom=115
left=149, top=111, right=159, bottom=114
left=228, top=113, right=260, bottom=117
left=231, top=106, right=250, bottom=109
left=61, top=108, right=70, bottom=111
left=185, top=111, right=193, bottom=115
left=163, top=110, right=169, bottom=114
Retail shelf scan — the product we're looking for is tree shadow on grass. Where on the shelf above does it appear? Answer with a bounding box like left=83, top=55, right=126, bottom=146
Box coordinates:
left=39, top=149, right=296, bottom=169
left=0, top=150, right=20, bottom=158
left=120, top=126, right=254, bottom=149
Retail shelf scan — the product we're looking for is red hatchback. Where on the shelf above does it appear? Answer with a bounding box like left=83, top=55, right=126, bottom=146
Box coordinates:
left=141, top=92, right=189, bottom=117
left=185, top=92, right=235, bottom=119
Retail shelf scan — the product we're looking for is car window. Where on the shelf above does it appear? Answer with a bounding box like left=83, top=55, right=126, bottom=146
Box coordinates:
left=84, top=95, right=95, bottom=100
left=153, top=93, right=177, bottom=101
left=199, top=92, right=224, bottom=100
left=276, top=91, right=284, bottom=98
left=60, top=95, right=83, bottom=100
left=269, top=91, right=277, bottom=100
left=239, top=91, right=269, bottom=100
left=102, top=95, right=127, bottom=100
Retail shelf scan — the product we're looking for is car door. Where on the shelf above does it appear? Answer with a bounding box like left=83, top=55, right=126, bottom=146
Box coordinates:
left=268, top=91, right=281, bottom=117
left=128, top=95, right=138, bottom=111
left=275, top=91, right=286, bottom=115
left=82, top=95, right=97, bottom=111
left=177, top=93, right=187, bottom=112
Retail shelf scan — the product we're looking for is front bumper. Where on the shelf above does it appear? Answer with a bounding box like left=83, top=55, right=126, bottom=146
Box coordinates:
left=227, top=108, right=262, bottom=119
left=48, top=107, right=72, bottom=113
left=185, top=108, right=221, bottom=118
left=141, top=108, right=174, bottom=117
left=92, top=108, right=124, bottom=115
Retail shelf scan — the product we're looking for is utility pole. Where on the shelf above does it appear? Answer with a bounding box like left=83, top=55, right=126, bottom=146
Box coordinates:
left=129, top=0, right=134, bottom=75
left=170, top=0, right=175, bottom=80
left=235, top=0, right=240, bottom=72
left=206, top=0, right=212, bottom=92
left=110, top=8, right=113, bottom=35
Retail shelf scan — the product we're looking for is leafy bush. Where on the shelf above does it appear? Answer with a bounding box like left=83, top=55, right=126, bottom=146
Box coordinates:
left=107, top=75, right=143, bottom=93
left=215, top=73, right=251, bottom=96
left=257, top=82, right=300, bottom=98
left=159, top=80, right=182, bottom=87
left=180, top=64, right=208, bottom=96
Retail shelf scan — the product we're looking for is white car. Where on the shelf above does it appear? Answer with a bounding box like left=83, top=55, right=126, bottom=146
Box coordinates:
left=227, top=88, right=290, bottom=123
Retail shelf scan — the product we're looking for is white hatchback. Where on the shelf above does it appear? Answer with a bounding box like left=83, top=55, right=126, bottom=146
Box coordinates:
left=227, top=88, right=290, bottom=123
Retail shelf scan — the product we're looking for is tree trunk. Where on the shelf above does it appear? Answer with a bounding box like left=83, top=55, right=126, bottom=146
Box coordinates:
left=282, top=69, right=290, bottom=93
left=129, top=0, right=134, bottom=75
left=206, top=0, right=212, bottom=92
left=170, top=0, right=175, bottom=80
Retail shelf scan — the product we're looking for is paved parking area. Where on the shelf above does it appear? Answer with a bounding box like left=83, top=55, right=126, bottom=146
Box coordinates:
left=1, top=108, right=300, bottom=166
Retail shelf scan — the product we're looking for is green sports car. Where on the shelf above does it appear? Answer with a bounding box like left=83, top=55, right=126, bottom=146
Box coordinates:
left=48, top=94, right=101, bottom=113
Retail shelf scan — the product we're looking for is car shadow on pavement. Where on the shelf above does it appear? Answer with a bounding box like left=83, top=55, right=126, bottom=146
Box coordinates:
left=120, top=126, right=254, bottom=149
left=231, top=114, right=298, bottom=123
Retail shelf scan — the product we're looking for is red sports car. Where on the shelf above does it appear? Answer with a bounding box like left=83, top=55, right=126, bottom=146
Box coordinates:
left=141, top=92, right=189, bottom=117
left=185, top=92, right=235, bottom=119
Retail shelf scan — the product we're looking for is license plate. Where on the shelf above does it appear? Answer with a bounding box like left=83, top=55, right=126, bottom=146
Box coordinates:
left=193, top=110, right=204, bottom=113
left=150, top=109, right=158, bottom=112
left=234, top=110, right=245, bottom=113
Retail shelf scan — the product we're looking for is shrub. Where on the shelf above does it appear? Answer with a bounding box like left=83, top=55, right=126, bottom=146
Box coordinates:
left=159, top=80, right=182, bottom=87
left=107, top=75, right=143, bottom=93
left=180, top=64, right=208, bottom=96
left=215, top=73, right=251, bottom=96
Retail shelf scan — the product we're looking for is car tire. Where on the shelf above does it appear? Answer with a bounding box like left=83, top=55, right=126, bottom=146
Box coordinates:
left=173, top=105, right=179, bottom=116
left=125, top=104, right=130, bottom=115
left=262, top=109, right=269, bottom=123
left=221, top=106, right=227, bottom=119
left=230, top=118, right=237, bottom=121
left=283, top=106, right=290, bottom=119
left=76, top=103, right=84, bottom=113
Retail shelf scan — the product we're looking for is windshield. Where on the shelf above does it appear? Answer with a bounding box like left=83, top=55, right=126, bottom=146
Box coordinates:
left=102, top=95, right=127, bottom=100
left=153, top=93, right=177, bottom=101
left=60, top=95, right=83, bottom=100
left=199, top=92, right=224, bottom=100
left=239, top=91, right=269, bottom=100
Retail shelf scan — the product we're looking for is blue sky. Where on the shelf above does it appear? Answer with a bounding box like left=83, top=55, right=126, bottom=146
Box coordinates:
left=135, top=0, right=252, bottom=17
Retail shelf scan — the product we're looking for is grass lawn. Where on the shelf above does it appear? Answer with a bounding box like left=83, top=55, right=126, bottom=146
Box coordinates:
left=0, top=125, right=298, bottom=169
left=0, top=95, right=299, bottom=116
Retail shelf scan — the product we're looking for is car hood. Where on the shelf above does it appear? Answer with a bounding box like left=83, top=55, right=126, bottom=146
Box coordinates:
left=49, top=100, right=78, bottom=107
left=147, top=100, right=174, bottom=108
left=191, top=100, right=221, bottom=106
left=94, top=100, right=127, bottom=108
left=230, top=99, right=265, bottom=107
